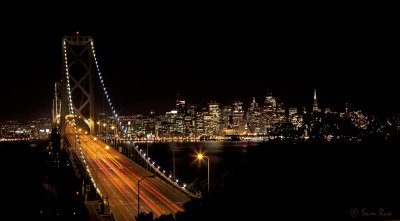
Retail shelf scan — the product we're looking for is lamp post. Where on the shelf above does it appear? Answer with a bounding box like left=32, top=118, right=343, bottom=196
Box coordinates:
left=111, top=125, right=116, bottom=148
left=102, top=123, right=107, bottom=139
left=147, top=142, right=150, bottom=170
left=146, top=141, right=149, bottom=156
left=137, top=174, right=155, bottom=215
left=146, top=134, right=150, bottom=156
left=197, top=153, right=210, bottom=193
left=173, top=150, right=175, bottom=180
left=96, top=121, right=100, bottom=136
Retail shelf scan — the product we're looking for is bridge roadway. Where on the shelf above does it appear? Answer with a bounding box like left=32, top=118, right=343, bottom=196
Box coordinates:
left=66, top=124, right=190, bottom=220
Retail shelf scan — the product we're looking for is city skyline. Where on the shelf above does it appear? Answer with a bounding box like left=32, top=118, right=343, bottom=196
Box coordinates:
left=0, top=6, right=397, bottom=121
left=0, top=85, right=389, bottom=121
left=2, top=5, right=400, bottom=220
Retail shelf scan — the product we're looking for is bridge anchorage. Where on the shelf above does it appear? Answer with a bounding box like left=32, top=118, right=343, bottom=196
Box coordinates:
left=53, top=35, right=200, bottom=220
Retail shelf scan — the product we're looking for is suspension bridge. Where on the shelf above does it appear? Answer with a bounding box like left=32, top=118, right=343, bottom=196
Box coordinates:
left=52, top=35, right=199, bottom=220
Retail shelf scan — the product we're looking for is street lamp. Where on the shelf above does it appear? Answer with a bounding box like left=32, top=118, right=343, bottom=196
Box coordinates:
left=96, top=121, right=100, bottom=136
left=103, top=123, right=106, bottom=139
left=137, top=174, right=156, bottom=216
left=173, top=150, right=175, bottom=180
left=111, top=125, right=116, bottom=148
left=197, top=153, right=210, bottom=193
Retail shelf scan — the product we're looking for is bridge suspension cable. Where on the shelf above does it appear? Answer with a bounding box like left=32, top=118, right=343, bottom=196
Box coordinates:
left=89, top=40, right=199, bottom=198
left=62, top=38, right=100, bottom=196
left=62, top=35, right=199, bottom=199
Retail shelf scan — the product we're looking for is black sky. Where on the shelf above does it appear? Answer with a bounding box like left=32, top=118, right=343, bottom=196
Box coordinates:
left=0, top=4, right=398, bottom=121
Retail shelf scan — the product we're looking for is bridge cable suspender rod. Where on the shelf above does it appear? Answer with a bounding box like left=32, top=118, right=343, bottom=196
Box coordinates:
left=90, top=40, right=199, bottom=198
left=63, top=37, right=101, bottom=196
left=63, top=36, right=199, bottom=198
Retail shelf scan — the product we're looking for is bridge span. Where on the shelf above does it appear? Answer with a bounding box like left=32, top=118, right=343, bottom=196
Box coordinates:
left=54, top=35, right=198, bottom=220
left=66, top=124, right=190, bottom=220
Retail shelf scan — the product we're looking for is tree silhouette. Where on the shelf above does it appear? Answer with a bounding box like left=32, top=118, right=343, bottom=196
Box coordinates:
left=136, top=212, right=154, bottom=221
left=155, top=214, right=175, bottom=221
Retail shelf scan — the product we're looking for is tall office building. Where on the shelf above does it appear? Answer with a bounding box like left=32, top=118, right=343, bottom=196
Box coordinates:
left=313, top=89, right=319, bottom=112
left=176, top=94, right=186, bottom=115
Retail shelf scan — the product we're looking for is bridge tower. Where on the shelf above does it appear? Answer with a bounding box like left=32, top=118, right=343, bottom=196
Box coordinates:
left=52, top=81, right=62, bottom=129
left=60, top=35, right=96, bottom=136
left=54, top=35, right=200, bottom=205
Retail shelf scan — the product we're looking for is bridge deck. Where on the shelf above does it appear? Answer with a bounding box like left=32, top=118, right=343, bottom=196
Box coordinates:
left=66, top=125, right=190, bottom=221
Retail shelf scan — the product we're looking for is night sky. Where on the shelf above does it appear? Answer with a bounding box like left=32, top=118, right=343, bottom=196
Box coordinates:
left=0, top=5, right=398, bottom=121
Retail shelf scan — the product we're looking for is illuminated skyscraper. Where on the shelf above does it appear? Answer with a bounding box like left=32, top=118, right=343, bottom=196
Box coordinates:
left=262, top=93, right=285, bottom=135
left=232, top=101, right=245, bottom=134
left=313, top=89, right=319, bottom=112
left=176, top=94, right=186, bottom=115
left=247, top=97, right=262, bottom=134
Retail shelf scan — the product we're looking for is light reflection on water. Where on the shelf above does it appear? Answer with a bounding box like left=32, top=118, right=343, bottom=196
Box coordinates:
left=125, top=141, right=261, bottom=184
